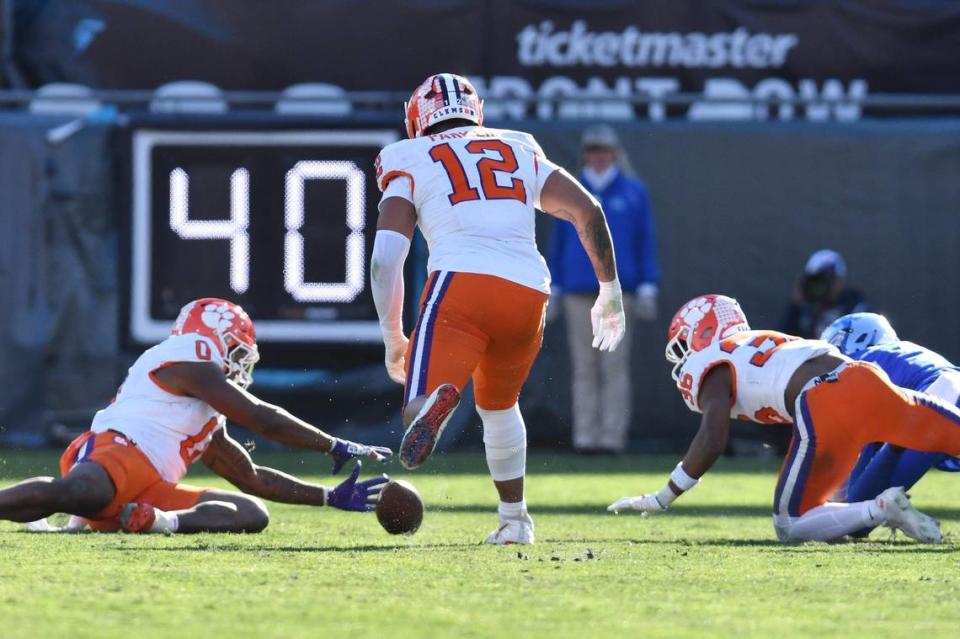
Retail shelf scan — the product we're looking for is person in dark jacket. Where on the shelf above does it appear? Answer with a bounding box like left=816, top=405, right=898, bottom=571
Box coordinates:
left=780, top=249, right=870, bottom=339
left=753, top=249, right=871, bottom=457
left=548, top=125, right=660, bottom=454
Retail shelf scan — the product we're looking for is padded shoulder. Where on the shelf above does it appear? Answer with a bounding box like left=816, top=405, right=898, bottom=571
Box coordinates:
left=375, top=139, right=420, bottom=192
left=155, top=334, right=225, bottom=368
left=496, top=128, right=546, bottom=157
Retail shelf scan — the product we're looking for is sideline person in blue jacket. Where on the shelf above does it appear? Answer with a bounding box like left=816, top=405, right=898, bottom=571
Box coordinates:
left=547, top=125, right=660, bottom=454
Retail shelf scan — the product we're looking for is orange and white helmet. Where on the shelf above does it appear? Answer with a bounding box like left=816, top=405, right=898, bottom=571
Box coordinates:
left=665, top=294, right=750, bottom=380
left=172, top=298, right=259, bottom=388
left=404, top=73, right=483, bottom=139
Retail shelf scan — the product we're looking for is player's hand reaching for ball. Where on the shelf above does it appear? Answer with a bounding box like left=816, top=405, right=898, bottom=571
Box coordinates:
left=607, top=494, right=668, bottom=514
left=591, top=278, right=626, bottom=352
left=331, top=438, right=394, bottom=475
left=326, top=462, right=389, bottom=512
left=383, top=333, right=409, bottom=384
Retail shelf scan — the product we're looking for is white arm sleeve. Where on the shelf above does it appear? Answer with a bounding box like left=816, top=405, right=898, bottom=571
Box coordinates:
left=370, top=229, right=411, bottom=340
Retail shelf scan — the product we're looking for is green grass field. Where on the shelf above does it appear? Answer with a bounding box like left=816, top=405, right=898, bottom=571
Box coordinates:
left=0, top=450, right=957, bottom=639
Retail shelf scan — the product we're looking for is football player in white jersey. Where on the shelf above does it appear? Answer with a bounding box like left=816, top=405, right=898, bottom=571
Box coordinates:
left=0, top=298, right=392, bottom=534
left=608, top=294, right=960, bottom=543
left=371, top=73, right=626, bottom=544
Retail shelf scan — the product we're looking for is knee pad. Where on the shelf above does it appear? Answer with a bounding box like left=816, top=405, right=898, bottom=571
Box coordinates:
left=479, top=404, right=527, bottom=481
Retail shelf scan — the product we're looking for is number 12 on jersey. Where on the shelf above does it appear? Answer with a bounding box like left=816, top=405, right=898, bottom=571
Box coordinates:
left=429, top=141, right=527, bottom=205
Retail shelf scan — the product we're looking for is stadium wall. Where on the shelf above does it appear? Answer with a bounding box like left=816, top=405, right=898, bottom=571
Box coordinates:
left=526, top=119, right=960, bottom=448
left=0, top=116, right=958, bottom=450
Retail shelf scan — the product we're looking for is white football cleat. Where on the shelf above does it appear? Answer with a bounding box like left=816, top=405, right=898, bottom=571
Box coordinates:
left=876, top=486, right=942, bottom=544
left=25, top=515, right=87, bottom=533
left=25, top=518, right=56, bottom=532
left=484, top=512, right=535, bottom=545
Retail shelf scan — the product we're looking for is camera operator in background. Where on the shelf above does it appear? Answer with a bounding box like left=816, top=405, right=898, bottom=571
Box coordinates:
left=743, top=249, right=872, bottom=457
left=780, top=249, right=870, bottom=339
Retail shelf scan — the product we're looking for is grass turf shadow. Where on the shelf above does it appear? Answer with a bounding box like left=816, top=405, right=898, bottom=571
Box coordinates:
left=108, top=541, right=486, bottom=554
left=100, top=537, right=960, bottom=554
left=432, top=503, right=960, bottom=520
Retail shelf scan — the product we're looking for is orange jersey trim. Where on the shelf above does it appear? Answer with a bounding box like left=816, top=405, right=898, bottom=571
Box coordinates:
left=379, top=169, right=416, bottom=197
left=697, top=360, right=737, bottom=410
left=149, top=362, right=189, bottom=397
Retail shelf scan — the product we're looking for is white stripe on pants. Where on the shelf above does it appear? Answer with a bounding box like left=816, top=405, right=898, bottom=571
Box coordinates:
left=406, top=271, right=450, bottom=402
left=776, top=391, right=814, bottom=517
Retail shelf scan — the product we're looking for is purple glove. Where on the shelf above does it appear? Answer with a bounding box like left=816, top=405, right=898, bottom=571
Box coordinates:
left=326, top=462, right=389, bottom=512
left=331, top=438, right=393, bottom=475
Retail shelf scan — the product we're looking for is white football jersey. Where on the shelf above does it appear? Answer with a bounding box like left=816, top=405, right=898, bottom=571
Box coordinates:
left=91, top=333, right=226, bottom=483
left=375, top=126, right=561, bottom=293
left=676, top=330, right=840, bottom=424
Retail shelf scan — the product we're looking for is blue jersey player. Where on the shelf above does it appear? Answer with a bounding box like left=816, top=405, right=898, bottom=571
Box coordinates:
left=820, top=313, right=960, bottom=525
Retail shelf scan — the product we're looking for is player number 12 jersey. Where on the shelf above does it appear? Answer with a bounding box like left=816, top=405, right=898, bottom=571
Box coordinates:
left=375, top=126, right=560, bottom=294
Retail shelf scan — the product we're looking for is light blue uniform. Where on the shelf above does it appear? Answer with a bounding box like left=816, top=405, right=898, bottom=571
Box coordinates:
left=847, top=341, right=960, bottom=510
left=861, top=341, right=958, bottom=395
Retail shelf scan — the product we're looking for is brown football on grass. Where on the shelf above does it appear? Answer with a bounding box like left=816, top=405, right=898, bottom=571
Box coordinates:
left=376, top=479, right=424, bottom=535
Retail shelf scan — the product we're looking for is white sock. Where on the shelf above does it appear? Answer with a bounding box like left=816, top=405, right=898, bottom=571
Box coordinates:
left=65, top=515, right=87, bottom=532
left=498, top=500, right=527, bottom=521
left=777, top=501, right=881, bottom=542
left=149, top=509, right=179, bottom=533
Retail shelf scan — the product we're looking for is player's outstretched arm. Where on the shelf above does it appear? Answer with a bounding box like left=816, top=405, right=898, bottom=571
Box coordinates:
left=201, top=430, right=387, bottom=511
left=539, top=168, right=625, bottom=352
left=202, top=428, right=326, bottom=505
left=155, top=362, right=392, bottom=473
left=539, top=168, right=617, bottom=283
left=678, top=365, right=734, bottom=478
left=608, top=366, right=733, bottom=514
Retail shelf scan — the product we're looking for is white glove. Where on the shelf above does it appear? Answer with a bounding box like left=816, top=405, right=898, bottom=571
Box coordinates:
left=383, top=333, right=409, bottom=384
left=607, top=494, right=668, bottom=514
left=634, top=283, right=658, bottom=321
left=591, top=278, right=626, bottom=352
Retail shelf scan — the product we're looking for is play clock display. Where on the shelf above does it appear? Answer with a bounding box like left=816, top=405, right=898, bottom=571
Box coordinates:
left=129, top=129, right=398, bottom=343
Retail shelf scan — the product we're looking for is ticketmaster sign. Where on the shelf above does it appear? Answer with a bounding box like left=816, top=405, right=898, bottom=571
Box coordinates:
left=516, top=22, right=798, bottom=70
left=13, top=0, right=960, bottom=121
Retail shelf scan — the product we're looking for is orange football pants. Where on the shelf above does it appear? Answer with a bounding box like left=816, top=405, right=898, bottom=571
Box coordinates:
left=403, top=271, right=548, bottom=411
left=774, top=361, right=960, bottom=517
left=60, top=431, right=208, bottom=531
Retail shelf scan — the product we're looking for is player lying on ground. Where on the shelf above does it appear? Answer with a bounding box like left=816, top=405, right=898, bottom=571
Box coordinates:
left=820, top=312, right=960, bottom=536
left=0, top=298, right=391, bottom=534
left=608, top=294, right=960, bottom=543
left=371, top=73, right=625, bottom=544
